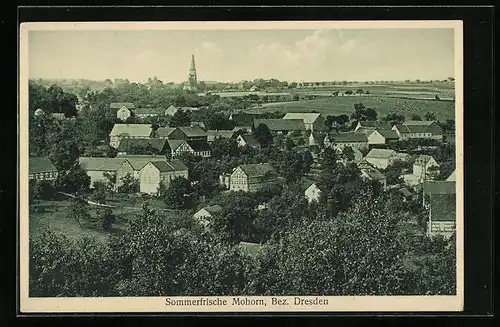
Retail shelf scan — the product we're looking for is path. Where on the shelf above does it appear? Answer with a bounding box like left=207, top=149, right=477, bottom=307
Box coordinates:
left=57, top=192, right=177, bottom=212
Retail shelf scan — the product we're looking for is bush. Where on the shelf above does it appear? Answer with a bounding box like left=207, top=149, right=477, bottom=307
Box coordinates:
left=31, top=180, right=56, bottom=200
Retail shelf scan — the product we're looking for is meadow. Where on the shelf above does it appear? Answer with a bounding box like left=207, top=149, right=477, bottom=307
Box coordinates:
left=248, top=95, right=456, bottom=121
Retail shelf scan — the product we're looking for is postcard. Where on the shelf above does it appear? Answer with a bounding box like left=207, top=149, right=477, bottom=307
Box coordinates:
left=19, top=20, right=463, bottom=313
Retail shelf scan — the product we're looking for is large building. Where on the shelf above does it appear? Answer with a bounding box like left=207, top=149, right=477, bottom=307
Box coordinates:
left=183, top=54, right=198, bottom=91
left=109, top=124, right=154, bottom=148
left=392, top=121, right=443, bottom=141
left=139, top=160, right=189, bottom=195
left=29, top=157, right=58, bottom=181
left=229, top=163, right=278, bottom=193
left=282, top=113, right=327, bottom=132
left=423, top=181, right=456, bottom=238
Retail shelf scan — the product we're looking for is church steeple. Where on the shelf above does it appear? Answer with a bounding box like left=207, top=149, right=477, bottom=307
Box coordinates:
left=185, top=54, right=198, bottom=91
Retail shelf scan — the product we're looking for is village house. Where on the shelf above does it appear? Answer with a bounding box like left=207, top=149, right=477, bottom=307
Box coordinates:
left=115, top=154, right=169, bottom=179
left=134, top=107, right=165, bottom=119
left=153, top=127, right=177, bottom=139
left=230, top=113, right=267, bottom=127
left=301, top=179, right=323, bottom=204
left=164, top=105, right=180, bottom=116
left=232, top=125, right=253, bottom=134
left=446, top=169, right=456, bottom=182
left=166, top=126, right=208, bottom=142
left=117, top=138, right=170, bottom=155
left=109, top=124, right=154, bottom=148
left=206, top=130, right=235, bottom=143
left=366, top=129, right=400, bottom=145
left=359, top=164, right=388, bottom=189
left=193, top=204, right=223, bottom=228
left=403, top=155, right=440, bottom=187
left=392, top=120, right=443, bottom=141
left=423, top=181, right=456, bottom=238
left=364, top=148, right=398, bottom=169
left=308, top=132, right=326, bottom=148
left=354, top=121, right=392, bottom=133
left=229, top=163, right=278, bottom=192
left=324, top=132, right=368, bottom=150
left=29, top=157, right=59, bottom=181
left=139, top=159, right=189, bottom=195
left=167, top=139, right=211, bottom=158
left=282, top=112, right=327, bottom=132
left=253, top=118, right=306, bottom=136
left=190, top=121, right=207, bottom=130
left=111, top=102, right=136, bottom=121
left=236, top=134, right=261, bottom=149
left=78, top=157, right=132, bottom=190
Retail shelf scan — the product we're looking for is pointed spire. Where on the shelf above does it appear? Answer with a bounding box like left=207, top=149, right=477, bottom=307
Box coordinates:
left=190, top=54, right=196, bottom=71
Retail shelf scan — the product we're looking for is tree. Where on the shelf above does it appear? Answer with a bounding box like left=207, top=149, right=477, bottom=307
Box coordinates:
left=424, top=112, right=437, bottom=121
left=163, top=177, right=194, bottom=209
left=56, top=164, right=91, bottom=194
left=410, top=114, right=423, bottom=121
left=384, top=160, right=412, bottom=185
left=384, top=112, right=405, bottom=125
left=322, top=148, right=339, bottom=170
left=285, top=137, right=295, bottom=151
left=31, top=180, right=56, bottom=200
left=301, top=151, right=314, bottom=175
left=169, top=109, right=192, bottom=127
left=254, top=123, right=273, bottom=148
left=67, top=196, right=91, bottom=227
left=47, top=120, right=82, bottom=171
left=99, top=207, right=116, bottom=230
left=351, top=103, right=377, bottom=121
left=210, top=138, right=240, bottom=159
left=341, top=146, right=355, bottom=162
left=127, top=143, right=160, bottom=155
left=117, top=173, right=139, bottom=193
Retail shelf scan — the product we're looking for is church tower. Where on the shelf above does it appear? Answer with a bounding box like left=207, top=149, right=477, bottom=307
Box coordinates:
left=184, top=54, right=198, bottom=91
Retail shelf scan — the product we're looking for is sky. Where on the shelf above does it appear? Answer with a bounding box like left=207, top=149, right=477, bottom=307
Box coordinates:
left=28, top=28, right=455, bottom=83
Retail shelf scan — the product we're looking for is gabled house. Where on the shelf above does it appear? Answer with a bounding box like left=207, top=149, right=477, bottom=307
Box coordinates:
left=193, top=204, right=223, bottom=228
left=164, top=105, right=179, bottom=116
left=230, top=163, right=278, bottom=192
left=109, top=124, right=154, bottom=148
left=446, top=169, right=456, bottom=182
left=282, top=112, right=327, bottom=132
left=324, top=132, right=368, bottom=150
left=364, top=148, right=398, bottom=169
left=253, top=119, right=305, bottom=135
left=354, top=121, right=392, bottom=133
left=154, top=127, right=177, bottom=139
left=78, top=157, right=132, bottom=190
left=360, top=165, right=387, bottom=189
left=167, top=126, right=208, bottom=142
left=366, top=129, right=399, bottom=145
left=117, top=138, right=170, bottom=155
left=423, top=181, right=456, bottom=238
left=167, top=139, right=211, bottom=158
left=190, top=121, right=207, bottom=130
left=111, top=102, right=135, bottom=121
left=301, top=179, right=323, bottom=204
left=236, top=134, right=261, bottom=149
left=115, top=154, right=169, bottom=179
left=206, top=130, right=235, bottom=143
left=392, top=121, right=443, bottom=141
left=29, top=157, right=58, bottom=181
left=403, top=155, right=440, bottom=187
left=139, top=160, right=189, bottom=195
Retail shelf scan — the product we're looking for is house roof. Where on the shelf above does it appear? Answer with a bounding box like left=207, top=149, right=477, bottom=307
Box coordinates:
left=414, top=154, right=438, bottom=166
left=357, top=121, right=392, bottom=129
left=165, top=105, right=179, bottom=114
left=78, top=157, right=128, bottom=171
left=446, top=169, right=456, bottom=181
left=186, top=140, right=211, bottom=152
left=328, top=132, right=368, bottom=142
left=206, top=130, right=235, bottom=142
left=110, top=102, right=135, bottom=109
left=134, top=107, right=164, bottom=115
left=150, top=159, right=189, bottom=173
left=399, top=187, right=413, bottom=197
left=282, top=112, right=321, bottom=125
left=202, top=204, right=223, bottom=215
left=109, top=124, right=153, bottom=137
left=238, top=134, right=261, bottom=147
left=237, top=163, right=277, bottom=177
left=430, top=193, right=456, bottom=221
left=424, top=181, right=456, bottom=195
left=300, top=178, right=320, bottom=192
left=395, top=121, right=443, bottom=134
left=238, top=241, right=262, bottom=256
left=29, top=157, right=58, bottom=174
left=115, top=154, right=168, bottom=170
left=155, top=127, right=177, bottom=138
left=253, top=119, right=305, bottom=131
left=117, top=138, right=168, bottom=153
left=404, top=120, right=436, bottom=126
left=167, top=139, right=185, bottom=151
left=231, top=113, right=265, bottom=125
left=190, top=121, right=207, bottom=129
left=375, top=129, right=399, bottom=140
left=365, top=148, right=397, bottom=159
left=179, top=126, right=207, bottom=138
left=361, top=167, right=386, bottom=181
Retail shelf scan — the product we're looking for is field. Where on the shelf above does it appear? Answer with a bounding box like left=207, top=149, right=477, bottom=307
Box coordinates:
left=29, top=194, right=178, bottom=242
left=247, top=95, right=455, bottom=121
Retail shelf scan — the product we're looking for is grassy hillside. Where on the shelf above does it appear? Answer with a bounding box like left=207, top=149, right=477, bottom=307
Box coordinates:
left=248, top=95, right=456, bottom=121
